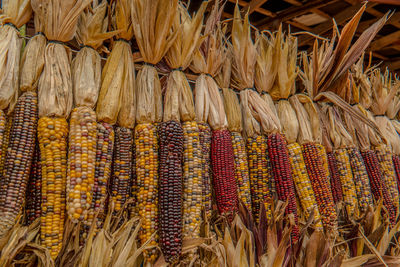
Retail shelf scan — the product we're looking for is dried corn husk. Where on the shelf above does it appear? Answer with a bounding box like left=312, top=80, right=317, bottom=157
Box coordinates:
left=96, top=0, right=135, bottom=126
left=19, top=2, right=45, bottom=93
left=36, top=0, right=90, bottom=118
left=0, top=0, right=32, bottom=113
left=73, top=2, right=117, bottom=109
left=163, top=2, right=207, bottom=122
left=351, top=54, right=373, bottom=109
left=132, top=0, right=178, bottom=124
left=327, top=105, right=354, bottom=149
left=255, top=32, right=277, bottom=95
left=289, top=94, right=314, bottom=144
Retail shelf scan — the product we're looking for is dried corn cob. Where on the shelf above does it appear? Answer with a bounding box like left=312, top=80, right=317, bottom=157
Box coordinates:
left=348, top=148, right=373, bottom=212
left=334, top=148, right=359, bottom=217
left=375, top=145, right=399, bottom=207
left=392, top=154, right=400, bottom=197
left=287, top=143, right=322, bottom=229
left=136, top=123, right=159, bottom=262
left=268, top=133, right=299, bottom=241
left=247, top=135, right=273, bottom=222
left=67, top=107, right=97, bottom=222
left=182, top=121, right=202, bottom=237
left=88, top=122, right=114, bottom=228
left=362, top=150, right=396, bottom=225
left=315, top=144, right=331, bottom=187
left=0, top=92, right=38, bottom=236
left=327, top=152, right=343, bottom=204
left=26, top=141, right=42, bottom=225
left=231, top=132, right=251, bottom=211
left=212, top=129, right=238, bottom=218
left=110, top=127, right=133, bottom=214
left=0, top=113, right=11, bottom=177
left=129, top=140, right=137, bottom=218
left=302, top=143, right=337, bottom=228
left=38, top=117, right=69, bottom=259
left=199, top=122, right=212, bottom=218
left=158, top=120, right=183, bottom=263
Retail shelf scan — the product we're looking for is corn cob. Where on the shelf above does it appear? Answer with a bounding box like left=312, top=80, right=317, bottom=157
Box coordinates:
left=66, top=107, right=97, bottom=222
left=361, top=150, right=396, bottom=225
left=231, top=132, right=252, bottom=211
left=182, top=121, right=202, bottom=237
left=26, top=141, right=42, bottom=225
left=199, top=122, right=212, bottom=218
left=334, top=148, right=359, bottom=217
left=392, top=154, right=400, bottom=197
left=158, top=120, right=183, bottom=263
left=0, top=112, right=11, bottom=177
left=110, top=127, right=133, bottom=214
left=136, top=123, right=159, bottom=262
left=268, top=133, right=299, bottom=241
left=347, top=148, right=373, bottom=212
left=38, top=117, right=69, bottom=259
left=0, top=91, right=38, bottom=236
left=375, top=145, right=399, bottom=207
left=327, top=152, right=343, bottom=204
left=88, top=122, right=114, bottom=228
left=315, top=144, right=331, bottom=187
left=247, top=135, right=273, bottom=222
left=302, top=143, right=337, bottom=228
left=287, top=143, right=322, bottom=229
left=212, top=129, right=238, bottom=219
left=129, top=140, right=137, bottom=218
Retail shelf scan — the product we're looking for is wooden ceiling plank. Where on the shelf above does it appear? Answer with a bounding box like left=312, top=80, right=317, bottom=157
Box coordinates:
left=370, top=30, right=400, bottom=51
left=245, top=0, right=269, bottom=15
left=282, top=0, right=302, bottom=6
left=227, top=0, right=276, bottom=17
left=288, top=20, right=313, bottom=31
left=312, top=8, right=331, bottom=19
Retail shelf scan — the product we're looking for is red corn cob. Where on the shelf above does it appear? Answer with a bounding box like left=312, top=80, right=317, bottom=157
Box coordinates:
left=158, top=121, right=184, bottom=263
left=211, top=129, right=238, bottom=218
left=267, top=133, right=299, bottom=242
left=327, top=152, right=343, bottom=204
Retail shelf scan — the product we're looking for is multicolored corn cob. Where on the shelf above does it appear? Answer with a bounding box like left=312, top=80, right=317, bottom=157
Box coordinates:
left=302, top=143, right=337, bottom=228
left=334, top=148, right=359, bottom=217
left=375, top=145, right=399, bottom=207
left=392, top=154, right=400, bottom=198
left=287, top=143, right=322, bottom=229
left=247, top=135, right=273, bottom=222
left=212, top=129, right=238, bottom=219
left=158, top=120, right=183, bottom=263
left=362, top=150, right=396, bottom=225
left=38, top=117, right=69, bottom=259
left=0, top=111, right=11, bottom=178
left=315, top=144, right=331, bottom=187
left=199, top=122, right=212, bottom=218
left=0, top=92, right=38, bottom=236
left=348, top=148, right=373, bottom=212
left=129, top=140, right=137, bottom=218
left=67, top=107, right=97, bottom=223
left=327, top=152, right=343, bottom=204
left=268, top=133, right=299, bottom=241
left=110, top=127, right=133, bottom=214
left=231, top=132, right=252, bottom=211
left=25, top=141, right=42, bottom=225
left=136, top=123, right=159, bottom=262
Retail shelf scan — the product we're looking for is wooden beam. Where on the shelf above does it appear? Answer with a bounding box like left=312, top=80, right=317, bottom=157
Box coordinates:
left=282, top=0, right=301, bottom=5
left=370, top=30, right=400, bottom=51
left=312, top=8, right=331, bottom=19
left=256, top=0, right=338, bottom=29
left=227, top=0, right=276, bottom=17
left=287, top=20, right=313, bottom=31
left=244, top=0, right=269, bottom=15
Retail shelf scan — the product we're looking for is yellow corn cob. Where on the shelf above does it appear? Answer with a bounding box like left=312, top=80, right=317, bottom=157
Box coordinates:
left=375, top=145, right=399, bottom=207
left=247, top=135, right=273, bottom=222
left=182, top=121, right=202, bottom=238
left=287, top=143, right=323, bottom=230
left=334, top=148, right=359, bottom=217
left=67, top=107, right=97, bottom=223
left=315, top=144, right=331, bottom=188
left=0, top=112, right=11, bottom=177
left=135, top=123, right=158, bottom=263
left=231, top=132, right=252, bottom=211
left=38, top=117, right=68, bottom=259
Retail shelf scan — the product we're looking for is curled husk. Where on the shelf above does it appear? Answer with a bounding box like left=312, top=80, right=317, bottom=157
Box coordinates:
left=289, top=94, right=313, bottom=144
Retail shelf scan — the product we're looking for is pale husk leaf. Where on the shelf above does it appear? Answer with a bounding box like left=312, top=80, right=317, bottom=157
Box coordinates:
left=0, top=0, right=32, bottom=28
left=370, top=69, right=400, bottom=116
left=375, top=116, right=400, bottom=154
left=304, top=100, right=322, bottom=144
left=327, top=105, right=354, bottom=149
left=289, top=94, right=314, bottom=144
left=207, top=75, right=228, bottom=130
left=276, top=100, right=299, bottom=144
left=255, top=31, right=277, bottom=95
left=194, top=74, right=209, bottom=123
left=352, top=105, right=372, bottom=151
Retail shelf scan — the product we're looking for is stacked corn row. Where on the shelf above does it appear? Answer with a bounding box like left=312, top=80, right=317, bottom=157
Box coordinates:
left=362, top=150, right=396, bottom=225
left=199, top=123, right=212, bottom=217
left=348, top=148, right=373, bottom=212
left=110, top=127, right=133, bottom=214
left=247, top=135, right=273, bottom=222
left=287, top=143, right=322, bottom=229
left=231, top=132, right=251, bottom=210
left=0, top=92, right=38, bottom=235
left=334, top=149, right=359, bottom=217
left=67, top=108, right=97, bottom=222
left=25, top=142, right=42, bottom=225
left=392, top=154, right=400, bottom=195
left=302, top=143, right=337, bottom=228
left=158, top=120, right=184, bottom=263
left=136, top=123, right=159, bottom=262
left=375, top=145, right=399, bottom=207
left=327, top=152, right=343, bottom=203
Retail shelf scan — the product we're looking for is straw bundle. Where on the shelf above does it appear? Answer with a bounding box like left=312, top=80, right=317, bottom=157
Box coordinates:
left=131, top=0, right=178, bottom=263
